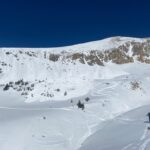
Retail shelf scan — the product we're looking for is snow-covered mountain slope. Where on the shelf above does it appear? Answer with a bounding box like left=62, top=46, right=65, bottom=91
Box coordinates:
left=80, top=105, right=150, bottom=150
left=1, top=36, right=150, bottom=102
left=0, top=36, right=150, bottom=150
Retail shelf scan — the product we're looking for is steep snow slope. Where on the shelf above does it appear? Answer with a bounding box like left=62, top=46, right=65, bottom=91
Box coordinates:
left=0, top=36, right=150, bottom=150
left=80, top=105, right=150, bottom=150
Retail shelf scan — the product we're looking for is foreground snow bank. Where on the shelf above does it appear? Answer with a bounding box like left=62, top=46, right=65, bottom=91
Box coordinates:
left=80, top=105, right=150, bottom=150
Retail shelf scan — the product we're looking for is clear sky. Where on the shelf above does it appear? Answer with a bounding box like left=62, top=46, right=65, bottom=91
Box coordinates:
left=0, top=0, right=150, bottom=47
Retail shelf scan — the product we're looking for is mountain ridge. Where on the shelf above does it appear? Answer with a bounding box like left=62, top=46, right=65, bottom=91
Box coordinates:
left=0, top=36, right=147, bottom=51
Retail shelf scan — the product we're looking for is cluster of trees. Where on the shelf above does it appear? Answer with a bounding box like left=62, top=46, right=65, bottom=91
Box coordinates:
left=76, top=97, right=90, bottom=110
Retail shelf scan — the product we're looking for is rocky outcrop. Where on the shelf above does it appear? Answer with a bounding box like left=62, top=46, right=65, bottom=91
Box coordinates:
left=48, top=39, right=150, bottom=66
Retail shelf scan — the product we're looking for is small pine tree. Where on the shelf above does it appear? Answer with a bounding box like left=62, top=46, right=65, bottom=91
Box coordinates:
left=77, top=100, right=85, bottom=110
left=64, top=91, right=67, bottom=96
left=85, top=97, right=90, bottom=102
left=3, top=84, right=9, bottom=91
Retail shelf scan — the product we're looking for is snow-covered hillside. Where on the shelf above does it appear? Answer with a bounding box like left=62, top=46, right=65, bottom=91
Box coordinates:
left=80, top=105, right=150, bottom=150
left=0, top=36, right=150, bottom=150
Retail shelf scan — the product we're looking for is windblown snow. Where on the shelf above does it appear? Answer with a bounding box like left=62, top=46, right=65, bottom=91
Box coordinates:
left=0, top=36, right=150, bottom=150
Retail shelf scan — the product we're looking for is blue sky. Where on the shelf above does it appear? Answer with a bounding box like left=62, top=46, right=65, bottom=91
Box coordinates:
left=0, top=0, right=150, bottom=47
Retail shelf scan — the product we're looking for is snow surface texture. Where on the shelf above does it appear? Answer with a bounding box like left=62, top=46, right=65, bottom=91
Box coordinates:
left=80, top=105, right=150, bottom=150
left=0, top=36, right=150, bottom=150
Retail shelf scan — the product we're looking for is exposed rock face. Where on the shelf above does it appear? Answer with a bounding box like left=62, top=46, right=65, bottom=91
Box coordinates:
left=48, top=39, right=150, bottom=66
left=49, top=54, right=60, bottom=62
left=131, top=41, right=150, bottom=63
left=104, top=47, right=134, bottom=64
left=70, top=52, right=104, bottom=66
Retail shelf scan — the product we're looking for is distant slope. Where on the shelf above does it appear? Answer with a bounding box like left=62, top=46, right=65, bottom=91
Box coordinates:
left=0, top=36, right=150, bottom=102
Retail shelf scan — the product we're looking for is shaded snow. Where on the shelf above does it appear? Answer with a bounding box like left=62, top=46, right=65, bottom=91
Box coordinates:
left=80, top=105, right=150, bottom=150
